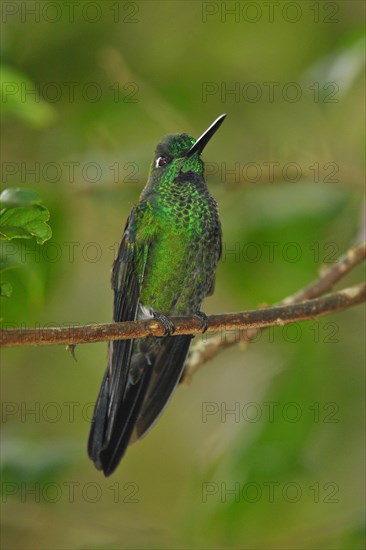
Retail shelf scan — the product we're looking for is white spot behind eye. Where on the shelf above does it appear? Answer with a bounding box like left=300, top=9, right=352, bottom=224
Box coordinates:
left=155, top=156, right=167, bottom=168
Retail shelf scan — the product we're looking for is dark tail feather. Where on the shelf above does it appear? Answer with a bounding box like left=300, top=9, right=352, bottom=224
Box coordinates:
left=132, top=335, right=193, bottom=442
left=88, top=354, right=153, bottom=476
left=87, top=370, right=109, bottom=470
left=88, top=335, right=192, bottom=476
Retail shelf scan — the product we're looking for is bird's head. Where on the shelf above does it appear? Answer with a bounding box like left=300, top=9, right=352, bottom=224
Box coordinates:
left=149, top=114, right=226, bottom=182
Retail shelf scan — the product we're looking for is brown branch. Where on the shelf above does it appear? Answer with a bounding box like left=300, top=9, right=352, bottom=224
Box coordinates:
left=182, top=241, right=365, bottom=383
left=0, top=283, right=364, bottom=348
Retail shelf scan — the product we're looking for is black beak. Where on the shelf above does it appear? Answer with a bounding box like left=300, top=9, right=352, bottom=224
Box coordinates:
left=186, top=114, right=226, bottom=157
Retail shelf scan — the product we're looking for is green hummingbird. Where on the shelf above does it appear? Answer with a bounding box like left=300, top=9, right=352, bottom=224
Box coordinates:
left=88, top=114, right=226, bottom=476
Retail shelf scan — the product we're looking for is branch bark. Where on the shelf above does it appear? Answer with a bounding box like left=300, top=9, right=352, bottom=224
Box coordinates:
left=0, top=283, right=364, bottom=348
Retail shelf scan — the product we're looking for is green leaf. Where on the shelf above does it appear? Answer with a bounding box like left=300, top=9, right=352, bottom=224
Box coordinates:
left=0, top=205, right=52, bottom=245
left=0, top=242, right=22, bottom=272
left=0, top=280, right=12, bottom=298
left=0, top=187, right=44, bottom=209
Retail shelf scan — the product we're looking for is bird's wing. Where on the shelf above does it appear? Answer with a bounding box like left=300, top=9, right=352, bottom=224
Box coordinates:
left=206, top=220, right=222, bottom=297
left=88, top=203, right=155, bottom=474
left=106, top=205, right=148, bottom=438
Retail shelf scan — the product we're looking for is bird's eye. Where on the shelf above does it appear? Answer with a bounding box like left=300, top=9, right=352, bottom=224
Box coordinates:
left=156, top=156, right=168, bottom=168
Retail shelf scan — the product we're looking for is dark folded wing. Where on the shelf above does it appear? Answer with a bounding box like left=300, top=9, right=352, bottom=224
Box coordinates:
left=106, top=209, right=143, bottom=440
left=88, top=206, right=151, bottom=472
left=206, top=218, right=222, bottom=297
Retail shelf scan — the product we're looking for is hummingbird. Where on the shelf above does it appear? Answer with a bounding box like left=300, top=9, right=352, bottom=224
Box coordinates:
left=88, top=114, right=226, bottom=476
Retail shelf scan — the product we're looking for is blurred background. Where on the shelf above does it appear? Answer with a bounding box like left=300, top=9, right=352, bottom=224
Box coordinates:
left=1, top=1, right=365, bottom=548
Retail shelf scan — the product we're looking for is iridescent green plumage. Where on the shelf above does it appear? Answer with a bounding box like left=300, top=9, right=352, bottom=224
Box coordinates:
left=88, top=115, right=225, bottom=475
left=136, top=133, right=221, bottom=314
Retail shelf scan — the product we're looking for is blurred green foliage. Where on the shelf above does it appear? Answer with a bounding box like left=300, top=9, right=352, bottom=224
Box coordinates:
left=1, top=64, right=56, bottom=128
left=1, top=1, right=365, bottom=549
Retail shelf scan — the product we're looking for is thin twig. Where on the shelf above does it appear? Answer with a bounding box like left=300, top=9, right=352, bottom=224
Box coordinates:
left=182, top=241, right=365, bottom=383
left=282, top=241, right=366, bottom=304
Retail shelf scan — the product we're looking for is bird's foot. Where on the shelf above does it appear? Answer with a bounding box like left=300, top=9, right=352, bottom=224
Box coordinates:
left=194, top=311, right=209, bottom=333
left=153, top=311, right=175, bottom=336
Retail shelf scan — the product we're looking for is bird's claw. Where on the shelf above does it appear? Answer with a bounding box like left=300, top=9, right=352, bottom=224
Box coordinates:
left=153, top=311, right=175, bottom=336
left=194, top=311, right=209, bottom=333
